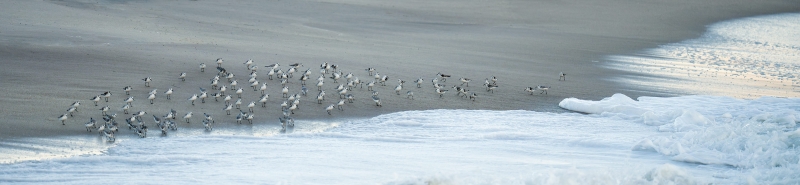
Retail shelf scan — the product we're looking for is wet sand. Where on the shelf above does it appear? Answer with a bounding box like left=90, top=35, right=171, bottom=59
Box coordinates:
left=1, top=0, right=798, bottom=139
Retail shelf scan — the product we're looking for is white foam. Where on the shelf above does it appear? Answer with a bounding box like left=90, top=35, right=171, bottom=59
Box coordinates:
left=560, top=94, right=800, bottom=183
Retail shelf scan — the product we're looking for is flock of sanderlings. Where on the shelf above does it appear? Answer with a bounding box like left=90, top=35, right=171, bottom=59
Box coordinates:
left=58, top=58, right=565, bottom=141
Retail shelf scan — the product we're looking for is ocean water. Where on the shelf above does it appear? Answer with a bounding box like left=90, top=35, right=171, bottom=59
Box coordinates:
left=3, top=13, right=800, bottom=185
left=1, top=94, right=799, bottom=184
left=608, top=13, right=800, bottom=98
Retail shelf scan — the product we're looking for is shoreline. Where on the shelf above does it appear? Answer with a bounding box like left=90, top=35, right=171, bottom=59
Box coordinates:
left=2, top=0, right=800, bottom=141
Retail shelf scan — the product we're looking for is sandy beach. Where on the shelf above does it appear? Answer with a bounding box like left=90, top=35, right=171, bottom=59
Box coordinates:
left=1, top=0, right=798, bottom=139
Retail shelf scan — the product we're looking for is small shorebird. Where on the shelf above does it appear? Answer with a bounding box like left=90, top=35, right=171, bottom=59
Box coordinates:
left=199, top=91, right=208, bottom=103
left=230, top=80, right=238, bottom=90
left=251, top=80, right=259, bottom=91
left=485, top=84, right=498, bottom=93
left=246, top=113, right=254, bottom=124
left=469, top=92, right=478, bottom=101
left=372, top=95, right=382, bottom=107
left=84, top=118, right=96, bottom=131
left=459, top=78, right=471, bottom=87
left=149, top=89, right=158, bottom=96
left=367, top=81, right=375, bottom=91
left=210, top=93, right=221, bottom=101
left=148, top=93, right=156, bottom=104
left=164, top=88, right=173, bottom=100
left=524, top=87, right=536, bottom=95
left=124, top=96, right=134, bottom=107
left=260, top=83, right=268, bottom=95
left=338, top=88, right=348, bottom=99
left=235, top=98, right=242, bottom=109
left=259, top=94, right=269, bottom=107
left=414, top=77, right=424, bottom=88
left=223, top=104, right=233, bottom=115
left=289, top=63, right=302, bottom=67
left=58, top=113, right=69, bottom=125
left=326, top=104, right=335, bottom=115
left=70, top=101, right=81, bottom=112
left=317, top=91, right=325, bottom=104
left=346, top=94, right=355, bottom=103
left=407, top=91, right=414, bottom=100
left=435, top=88, right=448, bottom=98
left=101, top=91, right=112, bottom=102
left=123, top=86, right=133, bottom=95
left=244, top=59, right=253, bottom=69
left=204, top=113, right=214, bottom=124
left=236, top=88, right=243, bottom=98
left=344, top=73, right=353, bottom=81
left=67, top=106, right=77, bottom=117
left=379, top=75, right=388, bottom=86
left=268, top=68, right=276, bottom=80
left=265, top=63, right=279, bottom=69
left=395, top=84, right=403, bottom=95
left=134, top=111, right=146, bottom=121
left=224, top=95, right=232, bottom=105
left=90, top=95, right=102, bottom=106
left=436, top=73, right=451, bottom=82
left=491, top=76, right=498, bottom=85
left=282, top=86, right=289, bottom=98
left=537, top=85, right=550, bottom=94
left=142, top=77, right=152, bottom=87
left=365, top=68, right=375, bottom=76
left=99, top=106, right=111, bottom=116
left=330, top=72, right=341, bottom=83
left=227, top=73, right=236, bottom=83
left=299, top=75, right=309, bottom=85
left=216, top=58, right=224, bottom=67
left=337, top=99, right=345, bottom=111
left=200, top=63, right=206, bottom=72
left=236, top=112, right=244, bottom=124
left=559, top=72, right=566, bottom=81
left=248, top=101, right=256, bottom=113
left=184, top=112, right=192, bottom=123
left=121, top=104, right=130, bottom=114
left=179, top=72, right=186, bottom=81
left=301, top=85, right=308, bottom=96
left=219, top=85, right=227, bottom=96
left=188, top=94, right=198, bottom=105
left=431, top=77, right=439, bottom=86
left=288, top=103, right=298, bottom=114
left=211, top=78, right=219, bottom=90
left=203, top=119, right=212, bottom=131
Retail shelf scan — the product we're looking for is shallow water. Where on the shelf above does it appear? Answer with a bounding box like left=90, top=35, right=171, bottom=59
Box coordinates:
left=608, top=13, right=800, bottom=98
left=2, top=94, right=799, bottom=184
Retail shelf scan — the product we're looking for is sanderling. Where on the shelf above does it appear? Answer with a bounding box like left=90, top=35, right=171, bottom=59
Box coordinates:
left=164, top=88, right=173, bottom=100
left=537, top=85, right=550, bottom=95
left=90, top=95, right=102, bottom=106
left=120, top=104, right=130, bottom=114
left=459, top=78, right=471, bottom=87
left=436, top=73, right=451, bottom=82
left=326, top=104, right=335, bottom=115
left=124, top=96, right=134, bottom=107
left=58, top=113, right=69, bottom=125
left=200, top=63, right=206, bottom=72
left=184, top=112, right=192, bottom=123
left=188, top=94, right=198, bottom=105
left=524, top=87, right=536, bottom=95
left=101, top=91, right=112, bottom=102
left=216, top=58, right=224, bottom=67
left=142, top=77, right=152, bottom=87
left=259, top=94, right=269, bottom=107
left=179, top=72, right=186, bottom=81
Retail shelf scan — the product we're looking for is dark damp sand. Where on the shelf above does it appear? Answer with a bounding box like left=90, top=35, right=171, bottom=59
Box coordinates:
left=1, top=0, right=798, bottom=139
